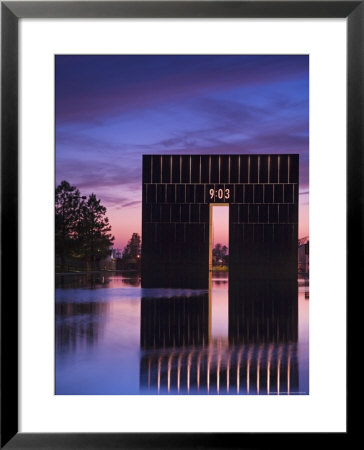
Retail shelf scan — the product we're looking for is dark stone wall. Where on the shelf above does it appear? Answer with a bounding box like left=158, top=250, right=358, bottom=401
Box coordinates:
left=229, top=154, right=299, bottom=281
left=141, top=154, right=299, bottom=288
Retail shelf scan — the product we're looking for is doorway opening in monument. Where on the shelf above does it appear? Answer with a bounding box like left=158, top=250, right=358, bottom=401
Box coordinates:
left=210, top=205, right=229, bottom=274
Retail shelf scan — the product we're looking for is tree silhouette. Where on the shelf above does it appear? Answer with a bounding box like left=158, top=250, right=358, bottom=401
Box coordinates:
left=122, top=233, right=141, bottom=262
left=77, top=193, right=114, bottom=270
left=55, top=182, right=114, bottom=271
left=55, top=180, right=84, bottom=269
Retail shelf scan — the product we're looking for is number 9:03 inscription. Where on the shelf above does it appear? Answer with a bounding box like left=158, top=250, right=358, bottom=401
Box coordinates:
left=209, top=187, right=230, bottom=200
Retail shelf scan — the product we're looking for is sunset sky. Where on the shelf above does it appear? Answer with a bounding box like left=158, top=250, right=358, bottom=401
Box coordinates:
left=56, top=55, right=309, bottom=249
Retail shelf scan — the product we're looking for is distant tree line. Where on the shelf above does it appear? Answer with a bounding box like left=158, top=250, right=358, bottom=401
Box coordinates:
left=118, top=232, right=141, bottom=270
left=55, top=181, right=114, bottom=271
left=212, top=243, right=228, bottom=267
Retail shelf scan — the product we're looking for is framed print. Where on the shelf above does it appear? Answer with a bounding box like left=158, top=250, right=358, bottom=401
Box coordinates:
left=1, top=1, right=357, bottom=448
left=54, top=55, right=308, bottom=398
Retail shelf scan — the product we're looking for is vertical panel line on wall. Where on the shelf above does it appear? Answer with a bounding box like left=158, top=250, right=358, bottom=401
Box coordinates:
left=160, top=155, right=163, bottom=183
left=248, top=155, right=251, bottom=184
left=238, top=155, right=241, bottom=184
left=151, top=155, right=153, bottom=183
left=170, top=155, right=172, bottom=184
left=288, top=155, right=291, bottom=184
left=199, top=155, right=201, bottom=184
left=208, top=156, right=211, bottom=184
left=180, top=155, right=182, bottom=183
left=278, top=155, right=280, bottom=183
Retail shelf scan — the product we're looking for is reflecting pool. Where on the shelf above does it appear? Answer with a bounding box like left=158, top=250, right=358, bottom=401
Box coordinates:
left=55, top=273, right=309, bottom=395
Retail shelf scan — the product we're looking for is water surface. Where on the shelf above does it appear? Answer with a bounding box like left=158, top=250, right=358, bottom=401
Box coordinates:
left=56, top=273, right=309, bottom=395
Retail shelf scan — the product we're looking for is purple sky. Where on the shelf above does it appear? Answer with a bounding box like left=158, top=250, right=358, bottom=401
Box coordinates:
left=56, top=55, right=309, bottom=249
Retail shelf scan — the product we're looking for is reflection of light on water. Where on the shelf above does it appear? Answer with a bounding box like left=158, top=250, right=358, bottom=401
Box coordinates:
left=210, top=278, right=229, bottom=340
left=287, top=346, right=291, bottom=394
left=236, top=351, right=241, bottom=394
left=187, top=352, right=192, bottom=393
left=267, top=344, right=272, bottom=395
left=247, top=347, right=253, bottom=394
left=226, top=354, right=231, bottom=393
left=177, top=353, right=183, bottom=393
left=157, top=356, right=162, bottom=392
left=257, top=346, right=263, bottom=394
left=277, top=346, right=282, bottom=395
left=141, top=341, right=299, bottom=395
left=167, top=353, right=174, bottom=393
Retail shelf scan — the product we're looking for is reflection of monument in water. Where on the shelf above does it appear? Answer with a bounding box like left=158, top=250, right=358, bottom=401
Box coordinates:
left=140, top=292, right=209, bottom=349
left=229, top=280, right=298, bottom=344
left=140, top=280, right=298, bottom=394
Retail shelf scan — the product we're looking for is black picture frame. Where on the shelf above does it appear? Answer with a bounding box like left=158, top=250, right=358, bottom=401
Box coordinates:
left=1, top=1, right=357, bottom=448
